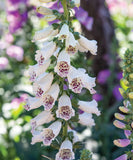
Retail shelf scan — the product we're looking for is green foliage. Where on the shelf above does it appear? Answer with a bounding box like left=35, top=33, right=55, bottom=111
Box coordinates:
left=79, top=149, right=93, bottom=160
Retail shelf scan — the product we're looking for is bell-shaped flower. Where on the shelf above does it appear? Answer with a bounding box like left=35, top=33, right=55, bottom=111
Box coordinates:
left=33, top=26, right=54, bottom=41
left=79, top=112, right=95, bottom=126
left=28, top=59, right=50, bottom=82
left=68, top=67, right=96, bottom=94
left=115, top=154, right=128, bottom=160
left=41, top=83, right=60, bottom=110
left=66, top=32, right=78, bottom=55
left=113, top=139, right=130, bottom=147
left=41, top=121, right=62, bottom=146
left=37, top=6, right=53, bottom=15
left=57, top=24, right=69, bottom=40
left=24, top=97, right=42, bottom=111
left=56, top=94, right=75, bottom=120
left=78, top=35, right=97, bottom=55
left=33, top=73, right=53, bottom=97
left=35, top=41, right=56, bottom=65
left=77, top=42, right=88, bottom=53
left=72, top=0, right=80, bottom=7
left=78, top=99, right=100, bottom=116
left=55, top=50, right=70, bottom=77
left=30, top=111, right=54, bottom=132
left=31, top=131, right=42, bottom=145
left=56, top=139, right=75, bottom=160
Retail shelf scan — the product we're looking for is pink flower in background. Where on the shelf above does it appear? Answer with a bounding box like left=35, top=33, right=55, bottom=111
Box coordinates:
left=113, top=85, right=123, bottom=101
left=97, top=69, right=111, bottom=84
left=11, top=94, right=28, bottom=109
left=6, top=45, right=24, bottom=61
left=5, top=33, right=14, bottom=44
left=0, top=57, right=9, bottom=70
left=93, top=93, right=103, bottom=101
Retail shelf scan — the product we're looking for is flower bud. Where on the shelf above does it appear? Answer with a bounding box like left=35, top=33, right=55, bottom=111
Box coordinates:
left=39, top=0, right=52, bottom=2
left=115, top=154, right=128, bottom=160
left=129, top=73, right=133, bottom=79
left=113, top=120, right=125, bottom=129
left=119, top=106, right=129, bottom=113
left=124, top=130, right=131, bottom=138
left=37, top=6, right=53, bottom=15
left=113, top=139, right=130, bottom=147
left=129, top=92, right=133, bottom=99
left=43, top=15, right=57, bottom=22
left=114, top=113, right=125, bottom=120
left=119, top=88, right=124, bottom=97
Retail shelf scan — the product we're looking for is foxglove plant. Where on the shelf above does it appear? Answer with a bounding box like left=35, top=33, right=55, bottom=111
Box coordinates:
left=113, top=50, right=133, bottom=160
left=24, top=0, right=100, bottom=159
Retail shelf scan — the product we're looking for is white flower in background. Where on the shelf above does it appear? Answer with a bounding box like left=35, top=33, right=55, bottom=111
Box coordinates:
left=33, top=25, right=54, bottom=41
left=24, top=97, right=42, bottom=111
left=56, top=94, right=75, bottom=120
left=33, top=73, right=53, bottom=97
left=66, top=32, right=78, bottom=55
left=78, top=35, right=97, bottom=55
left=54, top=50, right=70, bottom=77
left=41, top=121, right=62, bottom=146
left=73, top=0, right=80, bottom=7
left=57, top=24, right=69, bottom=40
left=56, top=139, right=75, bottom=160
left=30, top=111, right=54, bottom=132
left=67, top=66, right=96, bottom=94
left=43, top=15, right=57, bottom=22
left=79, top=112, right=95, bottom=126
left=31, top=131, right=42, bottom=145
left=28, top=59, right=50, bottom=81
left=41, top=83, right=59, bottom=110
left=35, top=41, right=56, bottom=65
left=37, top=6, right=53, bottom=15
left=78, top=99, right=100, bottom=116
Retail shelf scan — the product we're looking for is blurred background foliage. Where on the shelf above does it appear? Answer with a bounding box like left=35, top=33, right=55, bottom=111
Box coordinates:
left=0, top=0, right=133, bottom=160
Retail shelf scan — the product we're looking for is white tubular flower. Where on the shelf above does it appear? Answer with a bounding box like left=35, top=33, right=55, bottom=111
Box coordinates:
left=37, top=6, right=53, bottom=15
left=30, top=111, right=54, bottom=132
left=77, top=42, right=88, bottom=53
left=43, top=15, right=57, bottom=22
left=41, top=83, right=60, bottom=111
left=53, top=47, right=60, bottom=57
left=41, top=121, right=62, bottom=146
left=33, top=25, right=54, bottom=41
left=28, top=59, right=50, bottom=82
left=56, top=94, right=75, bottom=120
left=56, top=139, right=75, bottom=160
left=78, top=99, right=100, bottom=116
left=66, top=32, right=78, bottom=55
left=31, top=131, right=42, bottom=145
left=39, top=0, right=52, bottom=2
left=24, top=97, right=42, bottom=111
left=73, top=0, right=80, bottom=7
left=35, top=41, right=56, bottom=65
left=79, top=113, right=95, bottom=126
left=78, top=35, right=97, bottom=55
left=67, top=67, right=84, bottom=93
left=57, top=24, right=69, bottom=40
left=54, top=50, right=70, bottom=77
left=33, top=73, right=53, bottom=97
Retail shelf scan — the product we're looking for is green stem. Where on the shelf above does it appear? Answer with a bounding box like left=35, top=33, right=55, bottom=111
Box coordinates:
left=61, top=0, right=69, bottom=21
left=63, top=121, right=68, bottom=138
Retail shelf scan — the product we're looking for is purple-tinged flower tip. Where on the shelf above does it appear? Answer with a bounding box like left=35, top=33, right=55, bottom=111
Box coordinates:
left=114, top=139, right=130, bottom=147
left=114, top=113, right=125, bottom=120
left=115, top=154, right=127, bottom=160
left=124, top=130, right=131, bottom=138
left=113, top=85, right=123, bottom=101
left=113, top=120, right=125, bottom=129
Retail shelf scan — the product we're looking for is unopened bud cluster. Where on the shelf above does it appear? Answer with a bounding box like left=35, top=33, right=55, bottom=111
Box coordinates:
left=24, top=0, right=100, bottom=159
left=113, top=50, right=133, bottom=160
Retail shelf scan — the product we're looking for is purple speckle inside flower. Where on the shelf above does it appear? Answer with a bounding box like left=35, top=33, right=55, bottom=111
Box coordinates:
left=97, top=69, right=111, bottom=84
left=113, top=85, right=123, bottom=101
